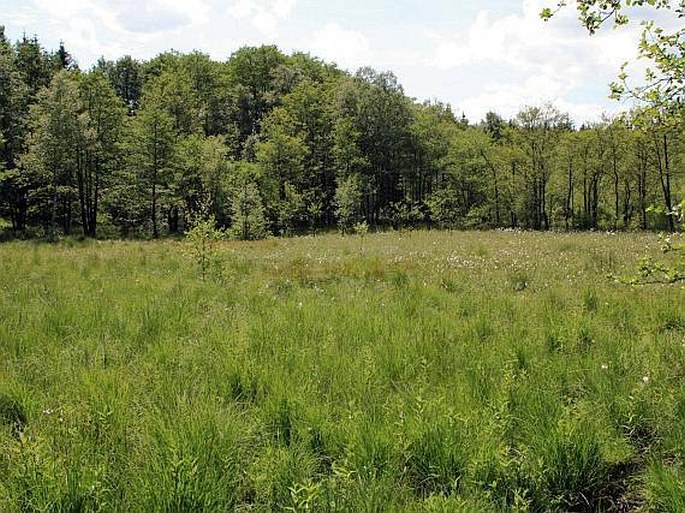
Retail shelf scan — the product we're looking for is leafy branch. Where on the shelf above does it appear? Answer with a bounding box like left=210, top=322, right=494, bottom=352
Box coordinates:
left=541, top=1, right=673, bottom=34
left=542, top=0, right=684, bottom=115
left=610, top=202, right=685, bottom=285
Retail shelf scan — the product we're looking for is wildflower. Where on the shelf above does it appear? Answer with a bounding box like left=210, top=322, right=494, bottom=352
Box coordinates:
left=601, top=364, right=608, bottom=370
left=642, top=376, right=650, bottom=384
left=42, top=408, right=53, bottom=415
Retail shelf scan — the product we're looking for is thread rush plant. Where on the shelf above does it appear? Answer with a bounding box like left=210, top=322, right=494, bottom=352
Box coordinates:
left=1, top=230, right=685, bottom=511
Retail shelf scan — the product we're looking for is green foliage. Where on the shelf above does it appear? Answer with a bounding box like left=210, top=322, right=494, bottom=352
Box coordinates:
left=95, top=54, right=143, bottom=114
left=22, top=71, right=83, bottom=239
left=124, top=82, right=177, bottom=238
left=0, top=31, right=682, bottom=239
left=277, top=183, right=307, bottom=236
left=646, top=464, right=685, bottom=512
left=353, top=220, right=368, bottom=236
left=174, top=134, right=232, bottom=227
left=334, top=174, right=363, bottom=234
left=541, top=1, right=673, bottom=34
left=184, top=215, right=225, bottom=282
left=75, top=71, right=126, bottom=237
left=426, top=187, right=463, bottom=229
left=0, top=393, right=26, bottom=438
left=229, top=164, right=268, bottom=240
left=226, top=45, right=288, bottom=146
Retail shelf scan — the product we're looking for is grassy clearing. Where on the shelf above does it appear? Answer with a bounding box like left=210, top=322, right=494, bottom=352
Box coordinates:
left=1, top=230, right=684, bottom=511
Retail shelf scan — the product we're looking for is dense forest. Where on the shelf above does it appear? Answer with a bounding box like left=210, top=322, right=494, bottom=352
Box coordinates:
left=0, top=27, right=682, bottom=239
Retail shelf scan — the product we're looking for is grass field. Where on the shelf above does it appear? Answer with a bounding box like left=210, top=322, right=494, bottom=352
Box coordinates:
left=1, top=230, right=685, bottom=512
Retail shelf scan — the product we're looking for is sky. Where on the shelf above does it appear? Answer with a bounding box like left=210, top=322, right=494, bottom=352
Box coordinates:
left=1, top=0, right=677, bottom=124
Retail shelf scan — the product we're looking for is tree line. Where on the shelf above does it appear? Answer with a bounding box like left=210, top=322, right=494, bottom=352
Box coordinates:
left=0, top=28, right=682, bottom=239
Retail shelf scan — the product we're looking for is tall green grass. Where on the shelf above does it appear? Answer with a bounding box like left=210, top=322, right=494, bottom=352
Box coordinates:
left=1, top=231, right=684, bottom=511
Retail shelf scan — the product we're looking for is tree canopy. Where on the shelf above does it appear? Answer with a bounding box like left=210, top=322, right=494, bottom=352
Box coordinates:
left=0, top=28, right=683, bottom=239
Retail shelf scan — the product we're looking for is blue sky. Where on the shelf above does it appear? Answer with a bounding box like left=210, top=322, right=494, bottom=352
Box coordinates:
left=1, top=0, right=671, bottom=123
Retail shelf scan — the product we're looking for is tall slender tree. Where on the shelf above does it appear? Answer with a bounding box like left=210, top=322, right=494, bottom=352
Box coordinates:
left=24, top=71, right=81, bottom=237
left=126, top=83, right=177, bottom=238
left=76, top=71, right=125, bottom=236
left=0, top=27, right=29, bottom=230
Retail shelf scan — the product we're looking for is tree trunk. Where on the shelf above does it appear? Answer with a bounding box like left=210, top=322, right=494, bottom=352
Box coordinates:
left=663, top=133, right=674, bottom=232
left=152, top=124, right=160, bottom=239
left=565, top=159, right=573, bottom=231
left=77, top=148, right=88, bottom=236
left=90, top=156, right=100, bottom=238
left=613, top=168, right=619, bottom=230
left=152, top=174, right=158, bottom=238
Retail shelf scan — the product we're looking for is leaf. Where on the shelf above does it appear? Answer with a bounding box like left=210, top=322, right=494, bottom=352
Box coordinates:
left=540, top=7, right=554, bottom=20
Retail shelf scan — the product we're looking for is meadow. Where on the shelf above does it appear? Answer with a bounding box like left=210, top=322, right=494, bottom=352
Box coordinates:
left=1, top=230, right=685, bottom=512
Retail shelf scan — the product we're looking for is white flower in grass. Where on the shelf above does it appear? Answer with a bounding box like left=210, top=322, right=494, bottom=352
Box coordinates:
left=601, top=364, right=608, bottom=371
left=642, top=375, right=650, bottom=384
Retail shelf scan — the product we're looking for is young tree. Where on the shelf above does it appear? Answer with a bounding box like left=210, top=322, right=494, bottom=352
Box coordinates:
left=24, top=71, right=81, bottom=237
left=634, top=109, right=678, bottom=230
left=14, top=34, right=53, bottom=101
left=126, top=84, right=177, bottom=238
left=0, top=27, right=29, bottom=231
left=278, top=81, right=337, bottom=228
left=173, top=134, right=231, bottom=227
left=228, top=162, right=268, bottom=240
left=226, top=46, right=288, bottom=149
left=408, top=101, right=460, bottom=226
left=512, top=104, right=572, bottom=229
left=255, top=107, right=309, bottom=233
left=76, top=71, right=125, bottom=237
left=334, top=173, right=363, bottom=234
left=96, top=55, right=143, bottom=114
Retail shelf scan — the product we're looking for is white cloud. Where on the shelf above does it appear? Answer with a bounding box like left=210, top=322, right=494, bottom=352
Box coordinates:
left=429, top=1, right=643, bottom=70
left=157, top=0, right=211, bottom=26
left=8, top=0, right=215, bottom=67
left=457, top=76, right=564, bottom=121
left=33, top=0, right=210, bottom=33
left=229, top=0, right=257, bottom=19
left=3, top=0, right=671, bottom=122
left=425, top=0, right=651, bottom=123
left=110, top=0, right=211, bottom=34
left=227, top=0, right=296, bottom=35
left=34, top=0, right=91, bottom=18
left=457, top=75, right=622, bottom=124
left=272, top=0, right=296, bottom=18
left=309, top=23, right=371, bottom=71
